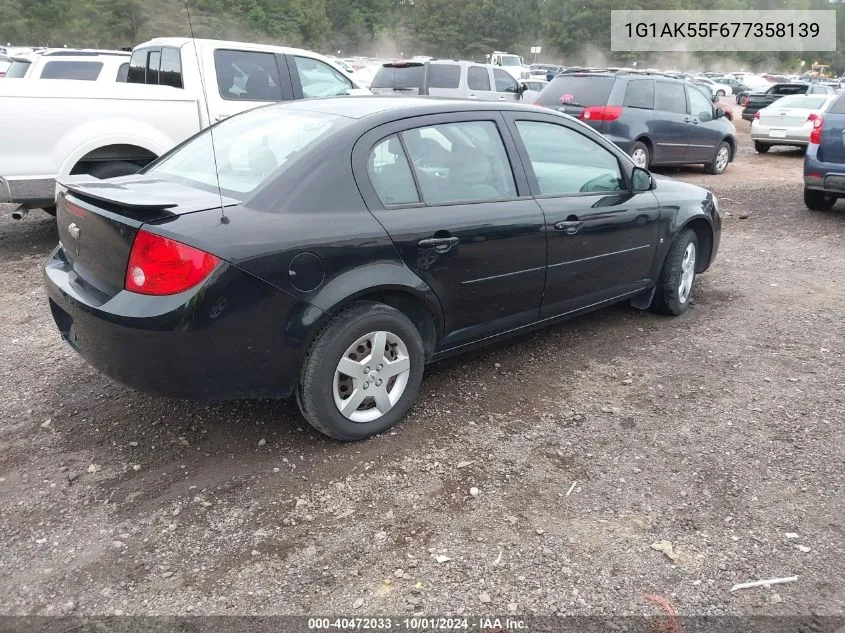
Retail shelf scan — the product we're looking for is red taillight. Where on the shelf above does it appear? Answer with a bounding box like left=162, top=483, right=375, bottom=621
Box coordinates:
left=743, top=96, right=749, bottom=106
left=64, top=199, right=88, bottom=218
left=125, top=229, right=219, bottom=295
left=809, top=114, right=823, bottom=145
left=753, top=111, right=760, bottom=120
left=579, top=106, right=623, bottom=122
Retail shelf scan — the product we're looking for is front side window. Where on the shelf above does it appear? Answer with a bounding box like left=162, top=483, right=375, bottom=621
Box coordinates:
left=401, top=121, right=516, bottom=205
left=687, top=86, right=714, bottom=121
left=147, top=108, right=349, bottom=199
left=215, top=49, right=282, bottom=101
left=40, top=61, right=103, bottom=80
left=467, top=66, right=491, bottom=91
left=127, top=49, right=147, bottom=83
left=368, top=135, right=420, bottom=206
left=493, top=68, right=518, bottom=93
left=654, top=81, right=688, bottom=114
left=294, top=56, right=352, bottom=98
left=515, top=121, right=624, bottom=195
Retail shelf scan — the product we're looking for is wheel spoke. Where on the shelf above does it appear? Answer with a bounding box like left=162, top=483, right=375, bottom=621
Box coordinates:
left=369, top=331, right=387, bottom=365
left=373, top=387, right=392, bottom=414
left=340, top=388, right=367, bottom=417
left=337, top=357, right=364, bottom=378
left=382, top=355, right=410, bottom=378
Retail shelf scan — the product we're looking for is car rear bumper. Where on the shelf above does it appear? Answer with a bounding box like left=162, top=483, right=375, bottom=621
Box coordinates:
left=0, top=176, right=56, bottom=206
left=750, top=123, right=810, bottom=145
left=44, top=245, right=322, bottom=400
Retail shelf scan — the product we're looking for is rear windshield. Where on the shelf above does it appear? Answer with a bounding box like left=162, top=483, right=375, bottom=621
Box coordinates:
left=774, top=95, right=829, bottom=109
left=40, top=61, right=103, bottom=80
left=146, top=107, right=350, bottom=200
left=370, top=63, right=425, bottom=89
left=5, top=60, right=30, bottom=78
left=534, top=75, right=614, bottom=107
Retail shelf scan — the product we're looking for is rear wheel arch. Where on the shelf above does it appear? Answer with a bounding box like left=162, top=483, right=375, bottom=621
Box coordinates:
left=306, top=287, right=441, bottom=361
left=69, top=144, right=158, bottom=177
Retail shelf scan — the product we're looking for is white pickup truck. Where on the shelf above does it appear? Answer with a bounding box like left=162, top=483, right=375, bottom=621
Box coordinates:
left=0, top=37, right=368, bottom=218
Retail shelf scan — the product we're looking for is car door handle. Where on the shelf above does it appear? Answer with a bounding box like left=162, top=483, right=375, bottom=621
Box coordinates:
left=497, top=96, right=507, bottom=101
left=468, top=94, right=478, bottom=99
left=418, top=236, right=459, bottom=252
left=685, top=117, right=699, bottom=124
left=554, top=220, right=583, bottom=235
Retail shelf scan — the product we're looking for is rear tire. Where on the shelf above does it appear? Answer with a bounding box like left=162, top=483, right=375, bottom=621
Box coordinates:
left=629, top=141, right=651, bottom=169
left=804, top=187, right=836, bottom=211
left=87, top=161, right=140, bottom=180
left=297, top=301, right=425, bottom=441
left=705, top=141, right=731, bottom=175
left=754, top=142, right=771, bottom=153
left=652, top=229, right=699, bottom=316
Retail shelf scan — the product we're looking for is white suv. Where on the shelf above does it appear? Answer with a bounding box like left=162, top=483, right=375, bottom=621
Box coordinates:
left=6, top=49, right=130, bottom=82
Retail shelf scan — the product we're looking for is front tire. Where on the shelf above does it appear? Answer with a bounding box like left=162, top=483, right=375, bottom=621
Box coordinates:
left=804, top=187, right=836, bottom=211
left=297, top=301, right=425, bottom=441
left=754, top=142, right=771, bottom=153
left=629, top=141, right=651, bottom=169
left=705, top=141, right=731, bottom=175
left=652, top=229, right=699, bottom=316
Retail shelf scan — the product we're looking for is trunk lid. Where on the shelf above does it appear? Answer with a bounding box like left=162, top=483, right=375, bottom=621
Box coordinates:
left=759, top=107, right=810, bottom=128
left=56, top=176, right=236, bottom=297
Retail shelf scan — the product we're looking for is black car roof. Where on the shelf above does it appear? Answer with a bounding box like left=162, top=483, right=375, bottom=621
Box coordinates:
left=271, top=96, right=546, bottom=119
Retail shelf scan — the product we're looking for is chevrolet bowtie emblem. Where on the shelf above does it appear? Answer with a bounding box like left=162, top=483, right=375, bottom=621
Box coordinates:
left=68, top=223, right=81, bottom=239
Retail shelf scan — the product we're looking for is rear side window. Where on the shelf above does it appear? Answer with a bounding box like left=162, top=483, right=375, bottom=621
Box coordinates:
left=654, top=81, right=687, bottom=114
left=534, top=75, right=614, bottom=107
left=368, top=135, right=420, bottom=206
left=428, top=63, right=460, bottom=89
left=116, top=62, right=129, bottom=82
left=370, top=64, right=425, bottom=90
left=40, top=61, right=103, bottom=80
left=467, top=66, right=491, bottom=91
left=214, top=49, right=282, bottom=101
left=623, top=79, right=654, bottom=109
left=401, top=121, right=517, bottom=205
left=159, top=48, right=182, bottom=88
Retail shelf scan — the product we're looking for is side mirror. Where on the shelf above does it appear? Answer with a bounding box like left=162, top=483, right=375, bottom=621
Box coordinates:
left=714, top=107, right=725, bottom=119
left=632, top=166, right=653, bottom=192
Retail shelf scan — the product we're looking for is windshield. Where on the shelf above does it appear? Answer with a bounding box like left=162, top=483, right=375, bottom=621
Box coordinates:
left=147, top=107, right=350, bottom=200
left=499, top=55, right=521, bottom=67
left=774, top=95, right=829, bottom=109
left=5, top=60, right=30, bottom=78
left=535, top=75, right=614, bottom=108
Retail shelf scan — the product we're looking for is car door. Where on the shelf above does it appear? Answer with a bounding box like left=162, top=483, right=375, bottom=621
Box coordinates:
left=493, top=68, right=520, bottom=103
left=354, top=113, right=547, bottom=348
left=684, top=85, right=721, bottom=162
left=503, top=112, right=660, bottom=318
left=652, top=81, right=690, bottom=163
left=465, top=65, right=496, bottom=101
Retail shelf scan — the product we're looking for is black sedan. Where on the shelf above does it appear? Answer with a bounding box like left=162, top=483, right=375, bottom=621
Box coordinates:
left=44, top=98, right=721, bottom=440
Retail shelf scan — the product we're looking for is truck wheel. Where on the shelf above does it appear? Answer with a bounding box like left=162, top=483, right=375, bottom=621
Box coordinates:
left=88, top=161, right=140, bottom=180
left=804, top=187, right=836, bottom=211
left=754, top=142, right=770, bottom=153
left=705, top=141, right=731, bottom=175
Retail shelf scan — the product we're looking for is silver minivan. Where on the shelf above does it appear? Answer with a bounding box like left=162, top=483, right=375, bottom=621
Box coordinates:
left=369, top=60, right=527, bottom=102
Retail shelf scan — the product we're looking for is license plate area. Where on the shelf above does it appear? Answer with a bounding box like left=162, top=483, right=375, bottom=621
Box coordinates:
left=768, top=129, right=787, bottom=138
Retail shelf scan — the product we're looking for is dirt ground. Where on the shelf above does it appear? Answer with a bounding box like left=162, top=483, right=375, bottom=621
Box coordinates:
left=0, top=119, right=843, bottom=620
